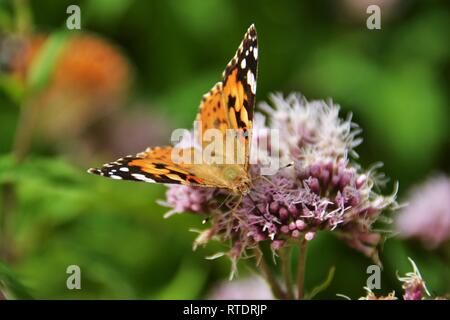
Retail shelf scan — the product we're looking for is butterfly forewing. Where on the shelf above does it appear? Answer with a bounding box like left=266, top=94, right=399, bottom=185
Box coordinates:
left=88, top=25, right=258, bottom=191
left=197, top=24, right=257, bottom=170
left=88, top=146, right=224, bottom=187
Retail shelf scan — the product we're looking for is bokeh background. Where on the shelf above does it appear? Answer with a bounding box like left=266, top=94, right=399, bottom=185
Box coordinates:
left=0, top=0, right=449, bottom=299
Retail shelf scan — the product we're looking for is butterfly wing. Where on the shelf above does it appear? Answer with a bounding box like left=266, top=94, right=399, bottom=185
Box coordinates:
left=221, top=24, right=257, bottom=134
left=88, top=146, right=230, bottom=187
left=88, top=25, right=258, bottom=189
left=197, top=24, right=258, bottom=169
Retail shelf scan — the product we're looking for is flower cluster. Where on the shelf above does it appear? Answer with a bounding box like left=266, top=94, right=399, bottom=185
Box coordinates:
left=161, top=93, right=398, bottom=268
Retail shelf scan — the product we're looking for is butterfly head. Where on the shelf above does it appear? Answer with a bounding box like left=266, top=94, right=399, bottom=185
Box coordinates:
left=235, top=179, right=252, bottom=195
left=222, top=166, right=251, bottom=195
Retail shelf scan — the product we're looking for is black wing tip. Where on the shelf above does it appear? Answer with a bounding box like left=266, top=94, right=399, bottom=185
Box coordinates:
left=247, top=24, right=257, bottom=37
left=87, top=168, right=101, bottom=175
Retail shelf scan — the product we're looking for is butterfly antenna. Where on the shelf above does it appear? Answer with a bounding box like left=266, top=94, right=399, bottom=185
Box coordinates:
left=282, top=161, right=294, bottom=169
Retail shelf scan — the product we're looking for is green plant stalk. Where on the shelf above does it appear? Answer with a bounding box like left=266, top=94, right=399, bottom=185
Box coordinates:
left=0, top=21, right=70, bottom=261
left=1, top=98, right=39, bottom=262
left=0, top=183, right=15, bottom=262
left=305, top=266, right=335, bottom=300
left=296, top=239, right=308, bottom=299
left=254, top=248, right=285, bottom=300
left=280, top=246, right=294, bottom=299
left=14, top=0, right=33, bottom=35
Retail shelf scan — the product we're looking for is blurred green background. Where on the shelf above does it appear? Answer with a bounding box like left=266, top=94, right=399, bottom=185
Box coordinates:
left=0, top=0, right=449, bottom=299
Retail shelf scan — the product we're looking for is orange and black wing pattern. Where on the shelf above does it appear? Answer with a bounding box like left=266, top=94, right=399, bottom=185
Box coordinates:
left=88, top=25, right=258, bottom=186
left=196, top=24, right=258, bottom=165
left=88, top=146, right=208, bottom=185
left=196, top=24, right=258, bottom=138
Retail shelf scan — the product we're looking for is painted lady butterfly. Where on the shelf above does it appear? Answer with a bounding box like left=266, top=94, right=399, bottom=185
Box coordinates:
left=88, top=25, right=258, bottom=195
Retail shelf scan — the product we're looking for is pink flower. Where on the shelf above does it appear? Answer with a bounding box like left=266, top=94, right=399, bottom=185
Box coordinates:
left=158, top=185, right=215, bottom=218
left=161, top=93, right=398, bottom=265
left=396, top=175, right=450, bottom=248
left=398, top=258, right=431, bottom=300
left=208, top=277, right=274, bottom=300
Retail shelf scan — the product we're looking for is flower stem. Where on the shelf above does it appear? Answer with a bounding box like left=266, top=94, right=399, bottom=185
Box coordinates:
left=14, top=0, right=33, bottom=35
left=12, top=101, right=38, bottom=163
left=280, top=246, right=294, bottom=299
left=254, top=248, right=285, bottom=300
left=0, top=102, right=33, bottom=261
left=0, top=183, right=15, bottom=262
left=1, top=0, right=34, bottom=263
left=1, top=100, right=37, bottom=262
left=296, top=239, right=308, bottom=299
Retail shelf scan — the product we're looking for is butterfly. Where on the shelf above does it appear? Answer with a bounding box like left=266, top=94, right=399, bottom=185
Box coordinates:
left=88, top=24, right=258, bottom=195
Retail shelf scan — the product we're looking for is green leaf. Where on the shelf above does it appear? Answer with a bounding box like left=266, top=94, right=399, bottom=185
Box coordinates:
left=0, top=154, right=17, bottom=184
left=305, top=266, right=335, bottom=300
left=26, top=31, right=70, bottom=95
left=0, top=74, right=25, bottom=104
left=85, top=0, right=134, bottom=27
left=0, top=8, right=14, bottom=32
left=0, top=260, right=33, bottom=299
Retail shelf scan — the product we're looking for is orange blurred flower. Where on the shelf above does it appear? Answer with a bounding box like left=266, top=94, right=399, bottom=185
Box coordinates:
left=9, top=33, right=132, bottom=141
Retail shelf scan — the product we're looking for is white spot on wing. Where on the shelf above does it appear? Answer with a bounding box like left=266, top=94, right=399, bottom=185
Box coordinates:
left=119, top=167, right=129, bottom=172
left=132, top=173, right=156, bottom=183
left=110, top=175, right=122, bottom=180
left=240, top=58, right=246, bottom=69
left=247, top=70, right=256, bottom=94
left=253, top=47, right=258, bottom=60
